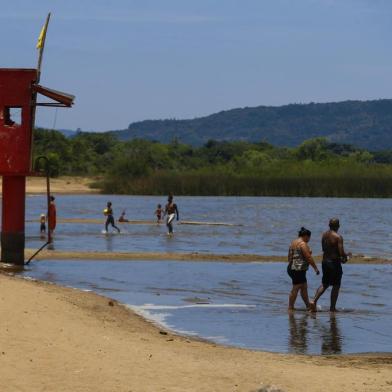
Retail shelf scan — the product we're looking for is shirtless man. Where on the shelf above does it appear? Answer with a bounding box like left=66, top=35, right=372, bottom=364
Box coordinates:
left=164, top=195, right=179, bottom=235
left=310, top=218, right=351, bottom=312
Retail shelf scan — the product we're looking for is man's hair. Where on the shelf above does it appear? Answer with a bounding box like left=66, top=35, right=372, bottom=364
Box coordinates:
left=50, top=196, right=55, bottom=201
left=329, top=218, right=340, bottom=230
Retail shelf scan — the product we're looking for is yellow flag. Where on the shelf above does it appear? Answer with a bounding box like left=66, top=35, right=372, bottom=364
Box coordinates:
left=36, top=14, right=50, bottom=49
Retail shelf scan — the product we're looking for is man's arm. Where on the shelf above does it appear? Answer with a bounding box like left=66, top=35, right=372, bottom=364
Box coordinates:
left=175, top=204, right=179, bottom=220
left=337, top=235, right=351, bottom=263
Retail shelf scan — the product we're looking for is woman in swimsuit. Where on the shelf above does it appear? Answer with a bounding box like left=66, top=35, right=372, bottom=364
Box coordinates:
left=287, top=227, right=320, bottom=311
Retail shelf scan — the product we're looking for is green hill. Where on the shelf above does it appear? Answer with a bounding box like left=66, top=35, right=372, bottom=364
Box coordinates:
left=111, top=99, right=392, bottom=150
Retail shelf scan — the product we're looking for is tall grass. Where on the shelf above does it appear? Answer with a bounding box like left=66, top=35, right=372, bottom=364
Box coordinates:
left=97, top=162, right=392, bottom=197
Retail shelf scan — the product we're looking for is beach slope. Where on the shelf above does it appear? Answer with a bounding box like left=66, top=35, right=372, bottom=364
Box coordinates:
left=0, top=274, right=390, bottom=392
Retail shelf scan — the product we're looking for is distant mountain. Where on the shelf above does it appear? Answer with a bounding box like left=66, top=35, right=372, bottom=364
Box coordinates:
left=57, top=129, right=77, bottom=138
left=110, top=100, right=392, bottom=150
left=36, top=127, right=77, bottom=138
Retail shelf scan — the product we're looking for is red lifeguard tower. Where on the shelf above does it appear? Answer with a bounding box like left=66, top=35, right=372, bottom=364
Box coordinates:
left=0, top=15, right=74, bottom=265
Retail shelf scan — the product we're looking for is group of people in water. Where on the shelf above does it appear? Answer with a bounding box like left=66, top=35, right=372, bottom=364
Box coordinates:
left=99, top=200, right=353, bottom=312
left=103, top=194, right=180, bottom=236
left=287, top=218, right=351, bottom=312
left=40, top=195, right=351, bottom=312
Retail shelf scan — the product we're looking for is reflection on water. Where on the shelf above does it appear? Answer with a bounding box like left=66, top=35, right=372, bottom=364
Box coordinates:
left=321, top=315, right=342, bottom=355
left=22, top=260, right=392, bottom=355
left=288, top=313, right=310, bottom=354
left=105, top=234, right=114, bottom=252
left=21, top=195, right=392, bottom=257
left=288, top=313, right=342, bottom=355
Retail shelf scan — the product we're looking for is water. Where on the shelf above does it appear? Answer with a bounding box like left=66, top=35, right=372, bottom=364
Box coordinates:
left=24, top=195, right=392, bottom=257
left=15, top=195, right=392, bottom=354
left=22, top=260, right=392, bottom=355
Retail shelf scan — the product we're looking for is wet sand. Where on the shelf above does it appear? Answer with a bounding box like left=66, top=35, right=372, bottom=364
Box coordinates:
left=0, top=176, right=97, bottom=194
left=25, top=248, right=392, bottom=264
left=0, top=273, right=391, bottom=392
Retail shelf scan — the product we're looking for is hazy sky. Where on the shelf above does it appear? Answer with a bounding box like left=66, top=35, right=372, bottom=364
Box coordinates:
left=1, top=0, right=391, bottom=131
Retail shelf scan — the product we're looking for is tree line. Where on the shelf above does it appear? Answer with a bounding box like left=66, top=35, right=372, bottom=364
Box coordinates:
left=33, top=128, right=392, bottom=197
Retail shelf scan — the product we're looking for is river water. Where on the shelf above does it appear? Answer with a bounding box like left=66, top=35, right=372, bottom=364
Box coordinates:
left=18, top=195, right=392, bottom=354
left=25, top=195, right=392, bottom=257
left=22, top=259, right=392, bottom=355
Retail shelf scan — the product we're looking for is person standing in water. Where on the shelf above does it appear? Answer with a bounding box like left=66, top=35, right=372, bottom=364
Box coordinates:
left=48, top=196, right=57, bottom=241
left=104, top=201, right=121, bottom=233
left=155, top=204, right=163, bottom=224
left=287, top=227, right=320, bottom=311
left=310, top=218, right=351, bottom=312
left=40, top=213, right=46, bottom=234
left=118, top=210, right=129, bottom=222
left=164, top=195, right=179, bottom=235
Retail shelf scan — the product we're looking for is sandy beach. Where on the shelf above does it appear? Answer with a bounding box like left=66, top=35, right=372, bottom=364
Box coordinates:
left=0, top=176, right=97, bottom=194
left=0, top=273, right=391, bottom=392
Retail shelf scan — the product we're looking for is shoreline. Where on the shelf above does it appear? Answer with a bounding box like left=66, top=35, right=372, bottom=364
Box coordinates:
left=0, top=273, right=391, bottom=392
left=25, top=249, right=392, bottom=264
left=15, top=273, right=392, bottom=358
left=0, top=176, right=98, bottom=195
left=1, top=176, right=391, bottom=198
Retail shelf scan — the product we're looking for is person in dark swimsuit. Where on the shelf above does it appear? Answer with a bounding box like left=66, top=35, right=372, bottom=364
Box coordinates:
left=164, top=195, right=179, bottom=235
left=104, top=201, right=121, bottom=233
left=310, top=218, right=351, bottom=312
left=287, top=227, right=320, bottom=311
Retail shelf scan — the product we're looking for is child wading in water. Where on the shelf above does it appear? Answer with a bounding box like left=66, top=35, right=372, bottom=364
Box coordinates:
left=155, top=204, right=163, bottom=224
left=118, top=210, right=129, bottom=222
left=40, top=213, right=46, bottom=234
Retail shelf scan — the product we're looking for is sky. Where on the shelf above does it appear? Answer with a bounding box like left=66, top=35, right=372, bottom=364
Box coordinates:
left=1, top=0, right=392, bottom=131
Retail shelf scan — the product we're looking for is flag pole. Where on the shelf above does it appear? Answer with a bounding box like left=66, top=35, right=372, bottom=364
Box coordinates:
left=32, top=12, right=51, bottom=167
left=37, top=12, right=51, bottom=83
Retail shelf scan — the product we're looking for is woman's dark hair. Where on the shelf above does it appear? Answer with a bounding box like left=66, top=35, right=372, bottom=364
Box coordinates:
left=298, top=227, right=311, bottom=237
